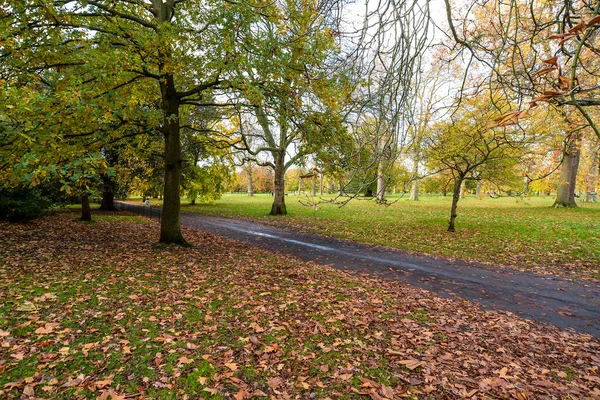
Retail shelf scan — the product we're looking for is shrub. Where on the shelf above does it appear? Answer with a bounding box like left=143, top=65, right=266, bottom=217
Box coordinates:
left=0, top=188, right=53, bottom=222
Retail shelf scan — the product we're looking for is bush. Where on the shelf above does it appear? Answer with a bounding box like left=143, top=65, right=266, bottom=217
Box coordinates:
left=0, top=188, right=53, bottom=222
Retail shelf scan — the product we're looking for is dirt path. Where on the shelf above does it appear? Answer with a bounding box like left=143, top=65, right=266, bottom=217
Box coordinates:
left=117, top=202, right=600, bottom=337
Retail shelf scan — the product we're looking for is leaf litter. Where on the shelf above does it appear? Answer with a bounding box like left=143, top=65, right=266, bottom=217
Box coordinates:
left=0, top=212, right=598, bottom=399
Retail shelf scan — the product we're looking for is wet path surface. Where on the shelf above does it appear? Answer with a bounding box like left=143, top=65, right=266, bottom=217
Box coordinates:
left=118, top=202, right=600, bottom=337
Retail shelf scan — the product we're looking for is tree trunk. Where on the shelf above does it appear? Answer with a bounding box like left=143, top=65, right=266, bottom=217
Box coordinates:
left=376, top=161, right=385, bottom=202
left=476, top=182, right=482, bottom=199
left=448, top=177, right=463, bottom=232
left=270, top=152, right=287, bottom=215
left=81, top=192, right=92, bottom=222
left=190, top=198, right=196, bottom=205
left=410, top=158, right=419, bottom=200
left=247, top=166, right=254, bottom=196
left=459, top=181, right=466, bottom=198
left=159, top=74, right=187, bottom=245
left=554, top=148, right=580, bottom=208
left=319, top=174, right=323, bottom=196
left=523, top=177, right=530, bottom=195
left=410, top=180, right=419, bottom=201
left=99, top=176, right=118, bottom=211
left=585, top=140, right=599, bottom=202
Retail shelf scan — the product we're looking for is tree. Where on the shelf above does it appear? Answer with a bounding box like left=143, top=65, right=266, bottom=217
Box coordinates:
left=442, top=0, right=600, bottom=208
left=406, top=64, right=448, bottom=201
left=232, top=0, right=349, bottom=215
left=3, top=0, right=269, bottom=244
left=426, top=96, right=535, bottom=232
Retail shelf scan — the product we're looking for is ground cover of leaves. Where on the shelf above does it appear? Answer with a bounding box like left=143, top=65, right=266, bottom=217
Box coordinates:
left=0, top=212, right=599, bottom=399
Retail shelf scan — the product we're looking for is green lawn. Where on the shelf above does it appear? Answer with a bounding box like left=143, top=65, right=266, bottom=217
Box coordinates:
left=144, top=193, right=600, bottom=280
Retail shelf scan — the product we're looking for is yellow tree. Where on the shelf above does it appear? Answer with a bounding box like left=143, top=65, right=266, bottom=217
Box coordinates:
left=426, top=96, right=537, bottom=232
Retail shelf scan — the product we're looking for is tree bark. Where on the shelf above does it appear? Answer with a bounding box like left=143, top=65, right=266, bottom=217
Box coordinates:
left=410, top=158, right=419, bottom=200
left=246, top=165, right=254, bottom=196
left=159, top=74, right=187, bottom=245
left=81, top=192, right=92, bottom=222
left=554, top=147, right=580, bottom=208
left=319, top=174, right=323, bottom=196
left=476, top=182, right=482, bottom=199
left=448, top=177, right=463, bottom=232
left=585, top=140, right=599, bottom=202
left=410, top=180, right=419, bottom=201
left=99, top=175, right=118, bottom=211
left=459, top=180, right=466, bottom=198
left=270, top=152, right=287, bottom=215
left=523, top=177, right=530, bottom=195
left=376, top=161, right=385, bottom=202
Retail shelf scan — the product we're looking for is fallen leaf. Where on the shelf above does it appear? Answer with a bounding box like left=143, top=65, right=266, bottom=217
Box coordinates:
left=225, top=362, right=238, bottom=371
left=399, top=359, right=423, bottom=370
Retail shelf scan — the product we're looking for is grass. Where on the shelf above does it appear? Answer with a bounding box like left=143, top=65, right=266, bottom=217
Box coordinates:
left=0, top=212, right=598, bottom=399
left=142, top=193, right=600, bottom=280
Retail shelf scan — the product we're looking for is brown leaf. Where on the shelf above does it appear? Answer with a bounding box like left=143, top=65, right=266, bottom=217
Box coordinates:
left=225, top=362, right=238, bottom=371
left=568, top=22, right=587, bottom=34
left=586, top=15, right=600, bottom=27
left=266, top=376, right=282, bottom=389
left=558, top=75, right=570, bottom=91
left=542, top=90, right=565, bottom=97
left=198, top=376, right=208, bottom=384
left=34, top=323, right=59, bottom=335
left=399, top=359, right=424, bottom=370
left=249, top=335, right=260, bottom=346
left=177, top=356, right=193, bottom=365
left=532, top=66, right=556, bottom=77
left=23, top=385, right=35, bottom=397
left=516, top=109, right=532, bottom=119
left=249, top=322, right=264, bottom=333
left=542, top=56, right=558, bottom=66
left=61, top=374, right=86, bottom=388
left=548, top=32, right=575, bottom=40
left=380, top=384, right=395, bottom=398
left=531, top=95, right=552, bottom=103
left=95, top=375, right=114, bottom=389
left=338, top=373, right=353, bottom=380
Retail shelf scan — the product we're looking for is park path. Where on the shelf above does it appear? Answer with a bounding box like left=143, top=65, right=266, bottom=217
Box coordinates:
left=117, top=202, right=600, bottom=337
